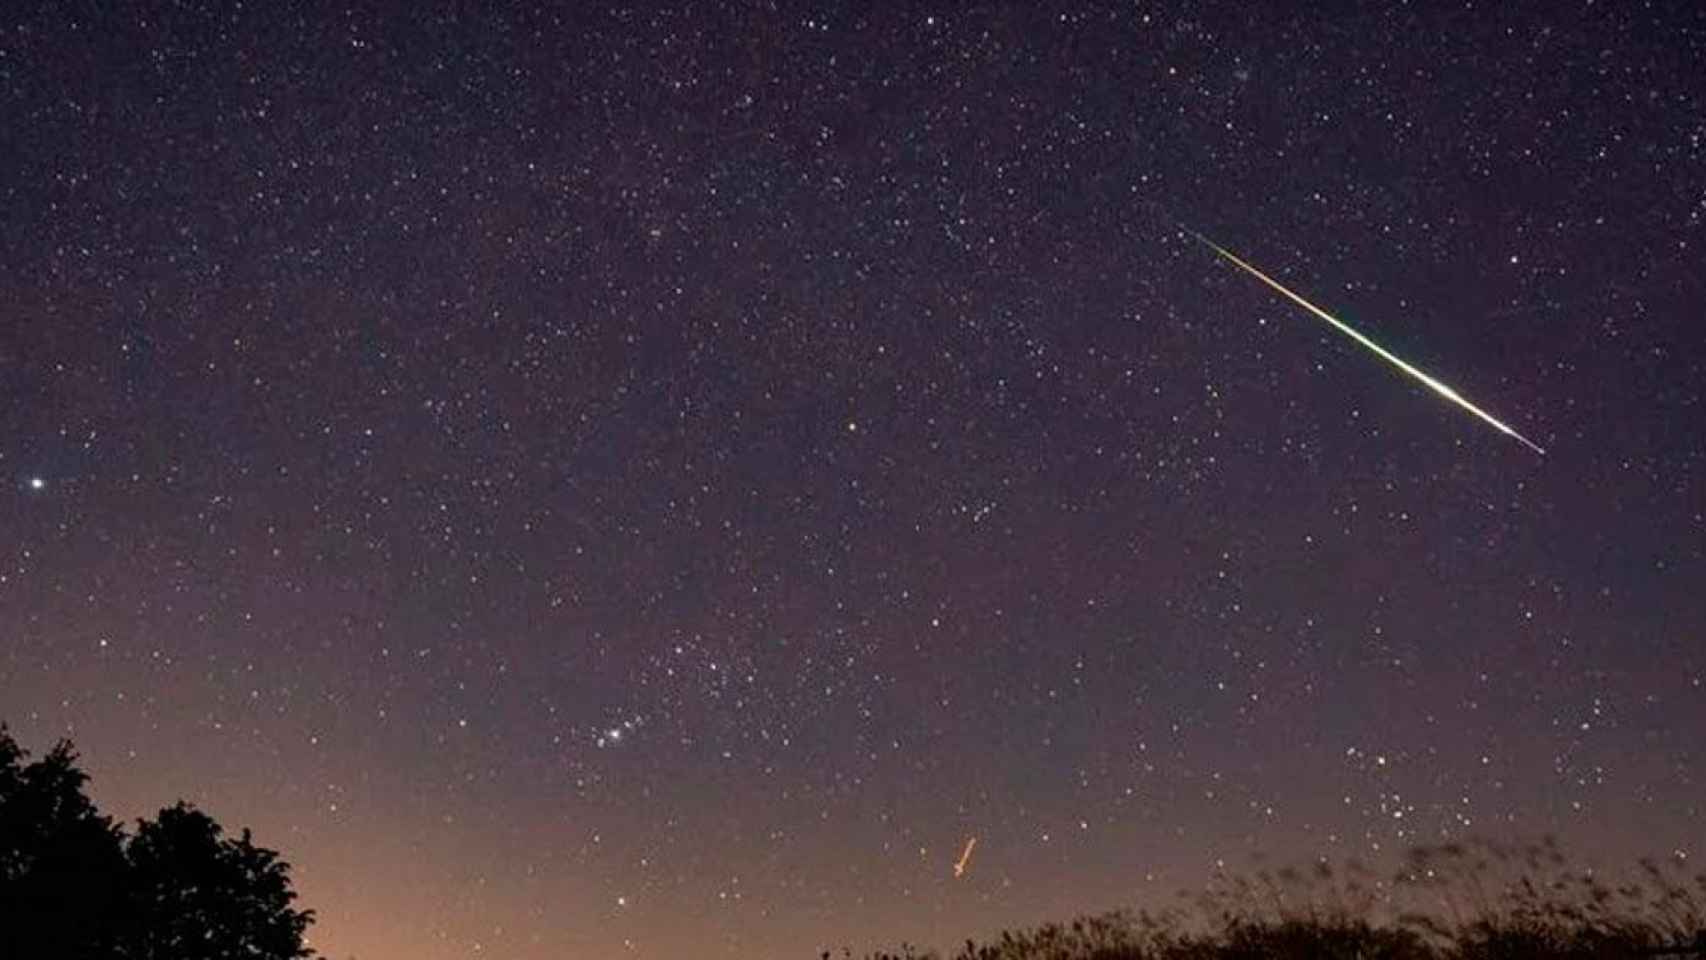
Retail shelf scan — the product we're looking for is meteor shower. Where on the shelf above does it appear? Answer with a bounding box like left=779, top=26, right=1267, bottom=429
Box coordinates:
left=3, top=5, right=1701, bottom=960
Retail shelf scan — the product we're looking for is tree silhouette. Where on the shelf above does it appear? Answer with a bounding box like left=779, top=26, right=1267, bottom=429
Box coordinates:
left=0, top=728, right=128, bottom=958
left=125, top=802, right=314, bottom=959
left=0, top=726, right=315, bottom=959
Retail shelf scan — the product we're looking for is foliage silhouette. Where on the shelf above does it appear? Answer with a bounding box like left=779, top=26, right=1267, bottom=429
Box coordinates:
left=849, top=838, right=1706, bottom=960
left=0, top=728, right=128, bottom=957
left=0, top=725, right=315, bottom=959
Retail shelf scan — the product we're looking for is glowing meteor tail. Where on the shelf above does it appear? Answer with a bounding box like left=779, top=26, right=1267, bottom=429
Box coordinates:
left=1184, top=229, right=1546, bottom=455
left=953, top=836, right=977, bottom=878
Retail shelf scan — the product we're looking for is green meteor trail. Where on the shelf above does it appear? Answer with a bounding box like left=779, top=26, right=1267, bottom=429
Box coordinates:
left=1187, top=229, right=1546, bottom=456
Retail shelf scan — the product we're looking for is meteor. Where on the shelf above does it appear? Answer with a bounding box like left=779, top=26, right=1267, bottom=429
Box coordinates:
left=953, top=836, right=977, bottom=878
left=1184, top=228, right=1546, bottom=455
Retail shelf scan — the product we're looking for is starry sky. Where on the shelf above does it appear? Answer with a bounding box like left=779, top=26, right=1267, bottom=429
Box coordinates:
left=3, top=3, right=1704, bottom=958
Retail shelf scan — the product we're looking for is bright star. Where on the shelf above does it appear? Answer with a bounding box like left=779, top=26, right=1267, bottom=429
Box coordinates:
left=28, top=477, right=44, bottom=491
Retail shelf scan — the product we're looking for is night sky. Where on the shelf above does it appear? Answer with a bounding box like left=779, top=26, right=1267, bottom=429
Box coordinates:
left=4, top=4, right=1704, bottom=958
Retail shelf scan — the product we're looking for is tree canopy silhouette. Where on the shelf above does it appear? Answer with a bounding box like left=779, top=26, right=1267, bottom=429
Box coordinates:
left=0, top=725, right=315, bottom=959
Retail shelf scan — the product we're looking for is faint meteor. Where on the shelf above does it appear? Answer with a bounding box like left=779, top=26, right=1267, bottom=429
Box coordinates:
left=953, top=836, right=977, bottom=878
left=1184, top=228, right=1546, bottom=455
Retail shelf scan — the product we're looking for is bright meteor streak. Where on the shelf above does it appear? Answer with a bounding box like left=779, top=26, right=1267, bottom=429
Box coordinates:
left=953, top=836, right=977, bottom=878
left=1185, top=229, right=1546, bottom=455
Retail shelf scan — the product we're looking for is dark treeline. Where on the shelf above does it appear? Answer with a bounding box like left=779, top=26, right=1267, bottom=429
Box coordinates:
left=0, top=726, right=314, bottom=959
left=849, top=838, right=1706, bottom=960
left=8, top=725, right=1703, bottom=960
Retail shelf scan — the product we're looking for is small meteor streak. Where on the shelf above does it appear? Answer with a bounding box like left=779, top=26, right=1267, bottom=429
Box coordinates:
left=953, top=836, right=978, bottom=878
left=1184, top=228, right=1546, bottom=455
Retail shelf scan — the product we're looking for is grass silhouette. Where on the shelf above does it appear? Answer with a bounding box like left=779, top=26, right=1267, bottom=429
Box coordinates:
left=843, top=838, right=1706, bottom=960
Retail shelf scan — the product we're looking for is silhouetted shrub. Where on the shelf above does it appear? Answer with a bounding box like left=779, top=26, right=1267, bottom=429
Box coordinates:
left=852, top=836, right=1706, bottom=960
